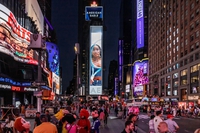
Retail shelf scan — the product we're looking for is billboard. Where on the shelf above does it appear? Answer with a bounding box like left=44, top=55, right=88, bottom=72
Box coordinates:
left=133, top=59, right=148, bottom=87
left=25, top=0, right=44, bottom=34
left=46, top=42, right=60, bottom=76
left=137, top=0, right=144, bottom=48
left=85, top=6, right=103, bottom=21
left=0, top=4, right=38, bottom=65
left=52, top=72, right=60, bottom=95
left=89, top=26, right=103, bottom=95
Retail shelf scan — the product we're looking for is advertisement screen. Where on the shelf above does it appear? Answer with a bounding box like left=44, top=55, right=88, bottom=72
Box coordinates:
left=85, top=6, right=103, bottom=21
left=89, top=26, right=103, bottom=95
left=133, top=60, right=148, bottom=87
left=0, top=4, right=38, bottom=65
left=137, top=0, right=144, bottom=48
left=52, top=72, right=60, bottom=95
left=46, top=42, right=60, bottom=76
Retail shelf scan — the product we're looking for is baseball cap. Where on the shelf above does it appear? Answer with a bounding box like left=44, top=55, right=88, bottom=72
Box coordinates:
left=167, top=114, right=174, bottom=118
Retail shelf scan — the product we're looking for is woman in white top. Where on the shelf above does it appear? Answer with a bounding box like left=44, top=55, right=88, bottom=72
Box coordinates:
left=149, top=115, right=155, bottom=133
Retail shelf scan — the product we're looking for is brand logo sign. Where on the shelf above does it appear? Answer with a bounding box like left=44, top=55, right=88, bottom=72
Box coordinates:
left=0, top=84, right=11, bottom=89
left=85, top=6, right=103, bottom=21
left=137, top=0, right=144, bottom=48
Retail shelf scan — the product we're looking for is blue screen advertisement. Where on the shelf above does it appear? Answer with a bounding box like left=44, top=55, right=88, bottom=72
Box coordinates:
left=137, top=0, right=144, bottom=48
left=46, top=42, right=60, bottom=76
left=89, top=26, right=103, bottom=95
left=85, top=6, right=103, bottom=21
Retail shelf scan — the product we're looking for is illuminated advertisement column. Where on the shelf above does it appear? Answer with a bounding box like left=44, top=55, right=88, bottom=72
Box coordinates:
left=89, top=26, right=103, bottom=95
left=133, top=59, right=148, bottom=97
left=137, top=0, right=144, bottom=48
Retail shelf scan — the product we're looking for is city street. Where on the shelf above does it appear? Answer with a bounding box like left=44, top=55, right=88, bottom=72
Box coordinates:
left=25, top=111, right=200, bottom=133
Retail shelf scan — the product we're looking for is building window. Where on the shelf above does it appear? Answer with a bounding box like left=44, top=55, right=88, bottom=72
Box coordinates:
left=173, top=73, right=178, bottom=79
left=191, top=76, right=199, bottom=83
left=191, top=64, right=199, bottom=73
left=196, top=9, right=199, bottom=15
left=190, top=55, right=193, bottom=62
left=185, top=59, right=188, bottom=65
left=191, top=3, right=195, bottom=10
left=196, top=42, right=199, bottom=48
left=190, top=45, right=194, bottom=51
left=195, top=53, right=199, bottom=60
left=191, top=86, right=199, bottom=94
left=173, top=90, right=178, bottom=96
left=181, top=79, right=187, bottom=85
left=190, top=35, right=194, bottom=42
left=196, top=20, right=199, bottom=27
left=181, top=69, right=187, bottom=76
left=196, top=31, right=199, bottom=38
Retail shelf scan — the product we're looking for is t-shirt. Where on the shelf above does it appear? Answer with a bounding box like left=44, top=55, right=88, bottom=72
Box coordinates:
left=153, top=116, right=163, bottom=133
left=165, top=119, right=178, bottom=133
left=91, top=119, right=100, bottom=133
left=33, top=122, right=58, bottom=133
left=35, top=117, right=41, bottom=126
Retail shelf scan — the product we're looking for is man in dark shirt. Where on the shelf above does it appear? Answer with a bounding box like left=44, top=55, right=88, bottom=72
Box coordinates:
left=121, top=121, right=134, bottom=133
left=34, top=112, right=41, bottom=128
left=45, top=110, right=51, bottom=122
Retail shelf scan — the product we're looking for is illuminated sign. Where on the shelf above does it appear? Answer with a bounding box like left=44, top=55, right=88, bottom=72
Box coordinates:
left=0, top=77, right=31, bottom=86
left=0, top=4, right=38, bottom=65
left=0, top=84, right=11, bottom=89
left=89, top=26, right=103, bottom=95
left=126, top=84, right=130, bottom=93
left=46, top=42, right=60, bottom=75
left=133, top=59, right=148, bottom=87
left=137, top=0, right=144, bottom=48
left=52, top=72, right=60, bottom=94
left=85, top=6, right=103, bottom=21
left=11, top=86, right=21, bottom=91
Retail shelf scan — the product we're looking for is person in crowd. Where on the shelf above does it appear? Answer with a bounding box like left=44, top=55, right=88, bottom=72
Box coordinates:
left=104, top=107, right=109, bottom=126
left=149, top=115, right=155, bottom=133
left=121, top=120, right=134, bottom=133
left=153, top=111, right=163, bottom=133
left=127, top=114, right=138, bottom=133
left=77, top=109, right=91, bottom=133
left=4, top=114, right=15, bottom=132
left=164, top=114, right=179, bottom=133
left=14, top=116, right=31, bottom=133
left=45, top=110, right=51, bottom=122
left=157, top=122, right=168, bottom=133
left=91, top=108, right=100, bottom=133
left=34, top=112, right=41, bottom=129
left=33, top=114, right=58, bottom=133
left=62, top=113, right=77, bottom=133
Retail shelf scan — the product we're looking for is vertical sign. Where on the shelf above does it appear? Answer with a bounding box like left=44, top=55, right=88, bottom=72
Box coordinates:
left=89, top=26, right=103, bottom=95
left=137, top=0, right=144, bottom=48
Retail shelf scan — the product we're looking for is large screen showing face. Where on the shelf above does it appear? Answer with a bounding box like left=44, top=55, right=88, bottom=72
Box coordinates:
left=89, top=26, right=103, bottom=95
left=0, top=4, right=38, bottom=65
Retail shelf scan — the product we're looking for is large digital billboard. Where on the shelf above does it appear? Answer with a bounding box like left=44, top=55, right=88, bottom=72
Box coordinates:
left=46, top=42, right=60, bottom=76
left=137, top=0, right=144, bottom=48
left=85, top=6, right=103, bottom=21
left=89, top=26, right=103, bottom=95
left=133, top=59, right=148, bottom=87
left=0, top=4, right=38, bottom=65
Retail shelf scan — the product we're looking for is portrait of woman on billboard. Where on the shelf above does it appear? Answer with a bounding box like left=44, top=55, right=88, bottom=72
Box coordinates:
left=90, top=44, right=102, bottom=86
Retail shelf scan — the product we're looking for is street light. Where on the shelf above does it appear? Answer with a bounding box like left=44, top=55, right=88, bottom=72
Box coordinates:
left=74, top=43, right=80, bottom=96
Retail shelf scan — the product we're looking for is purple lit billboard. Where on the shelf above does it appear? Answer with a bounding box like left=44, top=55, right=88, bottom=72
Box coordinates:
left=137, top=0, right=144, bottom=48
left=118, top=39, right=123, bottom=82
left=133, top=60, right=148, bottom=87
left=89, top=26, right=103, bottom=95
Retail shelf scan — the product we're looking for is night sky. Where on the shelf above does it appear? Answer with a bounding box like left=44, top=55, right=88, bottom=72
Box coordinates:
left=51, top=0, right=120, bottom=92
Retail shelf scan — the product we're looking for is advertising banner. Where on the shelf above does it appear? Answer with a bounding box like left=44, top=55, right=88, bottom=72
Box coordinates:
left=52, top=72, right=60, bottom=95
left=89, top=26, right=103, bottom=95
left=25, top=0, right=44, bottom=34
left=85, top=6, right=103, bottom=21
left=46, top=42, right=60, bottom=76
left=133, top=59, right=148, bottom=96
left=0, top=4, right=38, bottom=65
left=137, top=0, right=144, bottom=48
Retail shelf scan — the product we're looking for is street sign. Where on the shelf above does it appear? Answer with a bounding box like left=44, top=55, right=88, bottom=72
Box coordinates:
left=31, top=81, right=46, bottom=87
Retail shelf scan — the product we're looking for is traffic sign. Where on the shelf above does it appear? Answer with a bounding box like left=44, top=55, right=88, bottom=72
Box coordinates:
left=31, top=81, right=46, bottom=87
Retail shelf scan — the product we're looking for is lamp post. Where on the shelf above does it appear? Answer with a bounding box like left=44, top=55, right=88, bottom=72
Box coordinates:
left=74, top=43, right=80, bottom=96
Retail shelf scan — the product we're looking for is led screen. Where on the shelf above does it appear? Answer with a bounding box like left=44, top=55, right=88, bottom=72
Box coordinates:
left=46, top=42, right=60, bottom=76
left=89, top=26, right=103, bottom=95
left=133, top=60, right=148, bottom=87
left=85, top=6, right=103, bottom=21
left=0, top=4, right=38, bottom=65
left=137, top=0, right=144, bottom=48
